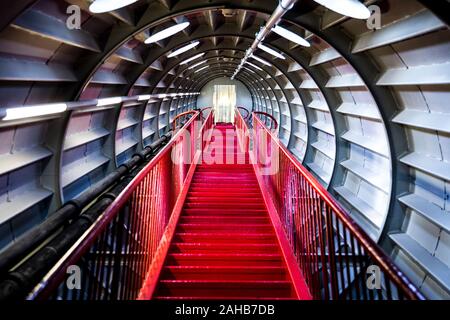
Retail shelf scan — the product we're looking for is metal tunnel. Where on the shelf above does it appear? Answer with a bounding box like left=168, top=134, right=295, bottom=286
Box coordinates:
left=0, top=0, right=449, bottom=300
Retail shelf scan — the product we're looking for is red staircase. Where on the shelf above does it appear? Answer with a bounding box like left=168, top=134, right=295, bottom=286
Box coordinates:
left=153, top=123, right=298, bottom=300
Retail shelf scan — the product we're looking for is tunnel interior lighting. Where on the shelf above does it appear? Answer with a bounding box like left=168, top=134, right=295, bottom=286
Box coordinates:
left=138, top=95, right=151, bottom=101
left=257, top=43, right=285, bottom=60
left=97, top=97, right=123, bottom=106
left=180, top=53, right=205, bottom=65
left=313, top=0, right=371, bottom=19
left=145, top=22, right=190, bottom=44
left=89, top=0, right=138, bottom=13
left=168, top=41, right=200, bottom=58
left=243, top=67, right=255, bottom=74
left=194, top=66, right=209, bottom=73
left=272, top=25, right=310, bottom=47
left=2, top=103, right=67, bottom=121
left=189, top=60, right=207, bottom=70
left=245, top=61, right=263, bottom=71
left=250, top=55, right=272, bottom=67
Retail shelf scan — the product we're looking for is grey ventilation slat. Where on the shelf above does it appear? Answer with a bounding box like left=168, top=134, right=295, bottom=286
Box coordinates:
left=340, top=159, right=390, bottom=192
left=290, top=97, right=303, bottom=105
left=307, top=100, right=329, bottom=112
left=63, top=128, right=109, bottom=151
left=149, top=60, right=164, bottom=71
left=294, top=114, right=307, bottom=124
left=116, top=138, right=138, bottom=155
left=400, top=153, right=450, bottom=181
left=288, top=62, right=303, bottom=72
left=377, top=62, right=450, bottom=86
left=300, top=80, right=318, bottom=89
left=326, top=74, right=365, bottom=88
left=91, top=70, right=128, bottom=85
left=0, top=189, right=53, bottom=225
left=334, top=186, right=384, bottom=229
left=117, top=118, right=139, bottom=131
left=135, top=78, right=151, bottom=87
left=311, top=141, right=335, bottom=160
left=0, top=57, right=77, bottom=82
left=312, top=121, right=335, bottom=135
left=109, top=7, right=134, bottom=25
left=293, top=132, right=307, bottom=142
left=392, top=110, right=450, bottom=134
left=310, top=47, right=340, bottom=66
left=306, top=162, right=328, bottom=184
left=62, top=155, right=109, bottom=188
left=341, top=131, right=389, bottom=157
left=12, top=9, right=101, bottom=52
left=337, top=102, right=380, bottom=120
left=0, top=147, right=52, bottom=176
left=352, top=10, right=445, bottom=53
left=284, top=82, right=295, bottom=89
left=142, top=128, right=156, bottom=140
left=114, top=47, right=143, bottom=64
left=399, top=194, right=450, bottom=232
left=390, top=233, right=450, bottom=291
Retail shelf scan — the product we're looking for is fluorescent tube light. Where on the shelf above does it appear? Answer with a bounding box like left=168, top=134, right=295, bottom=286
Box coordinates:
left=272, top=25, right=310, bottom=47
left=180, top=53, right=205, bottom=65
left=89, top=0, right=138, bottom=13
left=194, top=66, right=209, bottom=73
left=258, top=43, right=285, bottom=60
left=145, top=22, right=190, bottom=44
left=97, top=97, right=123, bottom=106
left=188, top=60, right=207, bottom=70
left=2, top=103, right=67, bottom=121
left=313, top=0, right=371, bottom=19
left=250, top=55, right=272, bottom=66
left=167, top=41, right=200, bottom=58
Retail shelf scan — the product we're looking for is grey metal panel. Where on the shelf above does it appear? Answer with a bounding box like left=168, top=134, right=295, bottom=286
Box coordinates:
left=12, top=9, right=101, bottom=52
left=390, top=233, right=450, bottom=292
left=0, top=57, right=77, bottom=82
left=352, top=10, right=445, bottom=53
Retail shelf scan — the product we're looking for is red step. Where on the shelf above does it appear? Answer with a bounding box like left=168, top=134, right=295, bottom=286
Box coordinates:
left=153, top=123, right=297, bottom=300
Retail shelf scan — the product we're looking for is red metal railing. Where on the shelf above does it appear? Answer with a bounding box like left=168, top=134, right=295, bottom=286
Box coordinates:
left=235, top=110, right=424, bottom=300
left=28, top=110, right=215, bottom=300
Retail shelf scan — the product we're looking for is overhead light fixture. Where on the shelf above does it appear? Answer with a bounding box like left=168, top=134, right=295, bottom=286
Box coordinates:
left=167, top=41, right=200, bottom=58
left=272, top=25, right=310, bottom=47
left=97, top=97, right=123, bottom=106
left=189, top=60, right=207, bottom=70
left=245, top=61, right=263, bottom=71
left=2, top=103, right=67, bottom=121
left=250, top=55, right=272, bottom=67
left=156, top=94, right=168, bottom=98
left=243, top=67, right=255, bottom=74
left=145, top=22, right=190, bottom=44
left=258, top=43, right=285, bottom=60
left=313, top=0, right=371, bottom=19
left=89, top=0, right=138, bottom=13
left=180, top=53, right=205, bottom=65
left=138, top=95, right=151, bottom=101
left=194, top=66, right=209, bottom=73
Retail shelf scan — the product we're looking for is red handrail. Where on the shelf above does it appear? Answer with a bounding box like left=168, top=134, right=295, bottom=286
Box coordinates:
left=172, top=110, right=198, bottom=131
left=236, top=106, right=250, bottom=120
left=199, top=107, right=212, bottom=120
left=28, top=112, right=206, bottom=300
left=235, top=110, right=424, bottom=300
left=253, top=111, right=278, bottom=130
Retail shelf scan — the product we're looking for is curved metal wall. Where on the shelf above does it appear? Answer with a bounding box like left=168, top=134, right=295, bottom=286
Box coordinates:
left=0, top=0, right=448, bottom=299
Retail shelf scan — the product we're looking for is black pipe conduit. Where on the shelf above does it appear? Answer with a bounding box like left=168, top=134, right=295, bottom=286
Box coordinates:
left=0, top=132, right=172, bottom=279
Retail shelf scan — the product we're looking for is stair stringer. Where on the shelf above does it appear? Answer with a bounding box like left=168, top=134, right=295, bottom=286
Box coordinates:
left=249, top=153, right=313, bottom=300
left=138, top=151, right=201, bottom=300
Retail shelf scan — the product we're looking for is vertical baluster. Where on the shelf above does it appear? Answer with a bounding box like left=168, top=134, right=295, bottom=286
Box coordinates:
left=340, top=221, right=353, bottom=300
